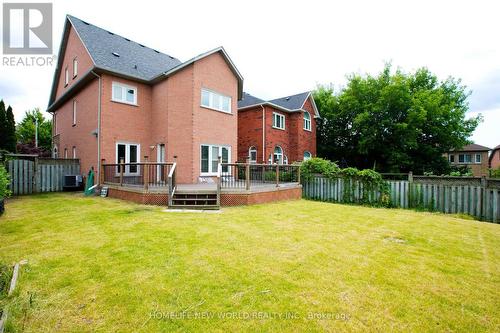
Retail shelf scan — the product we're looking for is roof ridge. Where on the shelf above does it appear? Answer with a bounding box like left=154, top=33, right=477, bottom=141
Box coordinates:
left=66, top=14, right=179, bottom=61
left=268, top=91, right=310, bottom=102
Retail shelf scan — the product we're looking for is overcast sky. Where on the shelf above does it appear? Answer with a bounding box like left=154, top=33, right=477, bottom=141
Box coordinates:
left=1, top=0, right=499, bottom=148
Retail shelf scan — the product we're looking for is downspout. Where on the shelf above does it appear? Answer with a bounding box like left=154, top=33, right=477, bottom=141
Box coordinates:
left=261, top=105, right=266, bottom=163
left=91, top=70, right=102, bottom=184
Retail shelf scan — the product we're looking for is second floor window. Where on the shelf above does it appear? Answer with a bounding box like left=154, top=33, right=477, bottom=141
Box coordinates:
left=72, top=100, right=77, bottom=126
left=112, top=82, right=137, bottom=105
left=458, top=154, right=472, bottom=163
left=475, top=154, right=481, bottom=163
left=201, top=89, right=231, bottom=113
left=64, top=67, right=69, bottom=86
left=73, top=58, right=78, bottom=78
left=273, top=112, right=285, bottom=130
left=303, top=111, right=311, bottom=131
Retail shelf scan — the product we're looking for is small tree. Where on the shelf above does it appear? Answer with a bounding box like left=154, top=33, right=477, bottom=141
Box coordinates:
left=0, top=100, right=7, bottom=150
left=5, top=105, right=16, bottom=153
left=0, top=165, right=11, bottom=199
left=16, top=108, right=52, bottom=153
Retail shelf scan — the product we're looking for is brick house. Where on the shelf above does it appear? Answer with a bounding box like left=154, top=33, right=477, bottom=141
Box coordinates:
left=489, top=144, right=500, bottom=170
left=47, top=15, right=243, bottom=184
left=444, top=144, right=491, bottom=177
left=237, top=92, right=319, bottom=164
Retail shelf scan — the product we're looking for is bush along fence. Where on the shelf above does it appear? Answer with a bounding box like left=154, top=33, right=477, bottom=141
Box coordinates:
left=302, top=173, right=500, bottom=223
left=300, top=158, right=500, bottom=223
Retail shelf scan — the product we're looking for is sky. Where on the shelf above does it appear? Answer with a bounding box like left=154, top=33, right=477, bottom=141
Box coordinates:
left=1, top=0, right=499, bottom=148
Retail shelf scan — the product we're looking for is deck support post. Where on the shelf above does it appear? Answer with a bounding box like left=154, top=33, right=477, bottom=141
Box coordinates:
left=245, top=158, right=250, bottom=191
left=100, top=159, right=105, bottom=185
left=119, top=158, right=124, bottom=186
left=276, top=163, right=279, bottom=187
left=143, top=156, right=149, bottom=191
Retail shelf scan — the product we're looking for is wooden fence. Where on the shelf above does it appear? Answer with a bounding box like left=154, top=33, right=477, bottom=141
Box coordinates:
left=6, top=158, right=80, bottom=195
left=303, top=176, right=500, bottom=223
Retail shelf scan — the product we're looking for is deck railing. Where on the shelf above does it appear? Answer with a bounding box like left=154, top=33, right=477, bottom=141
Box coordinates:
left=219, top=162, right=301, bottom=190
left=168, top=162, right=177, bottom=206
left=101, top=159, right=174, bottom=191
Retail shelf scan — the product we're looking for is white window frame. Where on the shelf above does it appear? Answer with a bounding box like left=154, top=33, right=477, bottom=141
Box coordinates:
left=273, top=146, right=284, bottom=164
left=273, top=112, right=285, bottom=130
left=449, top=154, right=455, bottom=163
left=64, top=148, right=68, bottom=159
left=200, top=88, right=232, bottom=114
left=248, top=146, right=257, bottom=163
left=112, top=82, right=138, bottom=105
left=475, top=154, right=481, bottom=163
left=64, top=67, right=69, bottom=86
left=72, top=146, right=76, bottom=158
left=72, top=100, right=77, bottom=126
left=200, top=144, right=231, bottom=176
left=303, top=111, right=311, bottom=131
left=73, top=57, right=78, bottom=78
left=115, top=142, right=141, bottom=175
left=303, top=151, right=312, bottom=161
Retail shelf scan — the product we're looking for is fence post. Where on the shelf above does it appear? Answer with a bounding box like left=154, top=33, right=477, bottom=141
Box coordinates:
left=480, top=176, right=487, bottom=220
left=275, top=163, right=279, bottom=187
left=100, top=159, right=105, bottom=185
left=245, top=158, right=250, bottom=190
left=408, top=171, right=413, bottom=208
left=297, top=164, right=301, bottom=184
left=143, top=156, right=149, bottom=191
left=119, top=158, right=124, bottom=186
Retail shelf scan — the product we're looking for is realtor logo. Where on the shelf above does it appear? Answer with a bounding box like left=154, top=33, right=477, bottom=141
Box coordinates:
left=2, top=3, right=52, bottom=54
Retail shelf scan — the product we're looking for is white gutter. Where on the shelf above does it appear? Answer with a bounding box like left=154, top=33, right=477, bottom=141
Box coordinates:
left=91, top=71, right=102, bottom=184
left=261, top=105, right=266, bottom=163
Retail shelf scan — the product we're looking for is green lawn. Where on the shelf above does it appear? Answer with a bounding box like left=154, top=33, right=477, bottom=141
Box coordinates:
left=1, top=193, right=499, bottom=332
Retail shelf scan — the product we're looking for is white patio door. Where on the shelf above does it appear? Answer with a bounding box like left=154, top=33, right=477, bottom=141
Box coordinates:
left=157, top=143, right=166, bottom=182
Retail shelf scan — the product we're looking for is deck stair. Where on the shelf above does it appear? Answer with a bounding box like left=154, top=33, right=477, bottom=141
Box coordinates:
left=169, top=188, right=219, bottom=210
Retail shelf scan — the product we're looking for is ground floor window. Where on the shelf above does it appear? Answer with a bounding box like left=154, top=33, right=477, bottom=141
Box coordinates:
left=249, top=146, right=257, bottom=163
left=201, top=144, right=230, bottom=175
left=269, top=146, right=287, bottom=164
left=303, top=151, right=312, bottom=161
left=116, top=142, right=140, bottom=175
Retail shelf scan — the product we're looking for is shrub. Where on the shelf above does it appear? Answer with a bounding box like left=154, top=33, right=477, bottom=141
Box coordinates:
left=300, top=157, right=340, bottom=181
left=0, top=165, right=11, bottom=199
left=489, top=168, right=500, bottom=178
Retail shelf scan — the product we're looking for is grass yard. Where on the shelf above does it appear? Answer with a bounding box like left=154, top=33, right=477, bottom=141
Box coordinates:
left=1, top=193, right=499, bottom=332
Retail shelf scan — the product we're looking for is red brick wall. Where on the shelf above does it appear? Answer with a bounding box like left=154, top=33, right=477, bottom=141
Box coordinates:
left=238, top=96, right=317, bottom=164
left=491, top=150, right=500, bottom=170
left=54, top=25, right=94, bottom=100
left=238, top=106, right=263, bottom=162
left=53, top=79, right=99, bottom=176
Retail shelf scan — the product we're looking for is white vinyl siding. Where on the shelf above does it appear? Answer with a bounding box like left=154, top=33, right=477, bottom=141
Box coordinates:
left=201, top=89, right=231, bottom=113
left=200, top=144, right=230, bottom=175
left=112, top=82, right=137, bottom=105
left=272, top=112, right=285, bottom=130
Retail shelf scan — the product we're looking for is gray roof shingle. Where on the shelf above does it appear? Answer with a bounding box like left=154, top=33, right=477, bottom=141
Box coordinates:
left=238, top=92, right=265, bottom=108
left=238, top=91, right=311, bottom=110
left=68, top=15, right=182, bottom=81
left=451, top=143, right=491, bottom=152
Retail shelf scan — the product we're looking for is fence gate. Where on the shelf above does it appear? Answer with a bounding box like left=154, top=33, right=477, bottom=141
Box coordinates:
left=7, top=158, right=80, bottom=195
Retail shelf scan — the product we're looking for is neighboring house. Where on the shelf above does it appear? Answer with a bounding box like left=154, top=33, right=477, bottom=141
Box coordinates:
left=489, top=144, right=500, bottom=170
left=444, top=144, right=491, bottom=177
left=237, top=92, right=319, bottom=164
left=48, top=15, right=243, bottom=184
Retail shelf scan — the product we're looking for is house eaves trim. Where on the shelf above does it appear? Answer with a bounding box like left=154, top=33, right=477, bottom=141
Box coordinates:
left=47, top=68, right=96, bottom=113
left=239, top=102, right=321, bottom=118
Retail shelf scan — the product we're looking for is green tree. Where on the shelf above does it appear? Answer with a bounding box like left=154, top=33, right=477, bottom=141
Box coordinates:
left=314, top=65, right=481, bottom=174
left=0, top=100, right=7, bottom=150
left=16, top=108, right=52, bottom=152
left=5, top=105, right=16, bottom=152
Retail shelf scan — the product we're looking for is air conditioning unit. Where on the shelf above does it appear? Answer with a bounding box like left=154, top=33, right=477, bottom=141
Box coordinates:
left=63, top=175, right=83, bottom=191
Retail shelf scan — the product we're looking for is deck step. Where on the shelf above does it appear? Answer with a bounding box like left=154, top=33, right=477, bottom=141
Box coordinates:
left=169, top=191, right=219, bottom=210
left=168, top=205, right=220, bottom=210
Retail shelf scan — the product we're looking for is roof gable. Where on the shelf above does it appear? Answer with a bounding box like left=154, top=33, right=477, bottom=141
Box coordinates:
left=238, top=91, right=320, bottom=117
